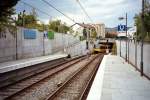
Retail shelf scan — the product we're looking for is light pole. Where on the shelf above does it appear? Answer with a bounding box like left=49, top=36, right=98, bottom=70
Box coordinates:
left=140, top=0, right=145, bottom=76
left=120, top=38, right=121, bottom=57
left=42, top=23, right=45, bottom=56
left=133, top=15, right=138, bottom=70
left=83, top=26, right=89, bottom=50
left=118, top=13, right=128, bottom=62
left=14, top=17, right=18, bottom=60
left=22, top=10, right=25, bottom=27
left=135, top=24, right=137, bottom=70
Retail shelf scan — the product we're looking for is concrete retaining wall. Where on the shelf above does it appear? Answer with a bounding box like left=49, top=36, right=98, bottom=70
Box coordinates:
left=0, top=27, right=87, bottom=63
left=17, top=28, right=43, bottom=59
left=0, top=29, right=16, bottom=62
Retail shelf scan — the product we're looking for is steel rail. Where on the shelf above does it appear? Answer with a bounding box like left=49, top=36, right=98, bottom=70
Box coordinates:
left=45, top=54, right=100, bottom=100
left=0, top=55, right=84, bottom=89
left=3, top=56, right=85, bottom=100
left=79, top=54, right=104, bottom=100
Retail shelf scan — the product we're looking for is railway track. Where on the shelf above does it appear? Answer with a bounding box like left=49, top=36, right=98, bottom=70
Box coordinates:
left=0, top=54, right=103, bottom=100
left=45, top=54, right=103, bottom=100
left=0, top=56, right=85, bottom=100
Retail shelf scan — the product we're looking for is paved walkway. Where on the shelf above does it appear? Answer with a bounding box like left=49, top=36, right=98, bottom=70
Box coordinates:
left=87, top=55, right=150, bottom=100
left=0, top=54, right=67, bottom=73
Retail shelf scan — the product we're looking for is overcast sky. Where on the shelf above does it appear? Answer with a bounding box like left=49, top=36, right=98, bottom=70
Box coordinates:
left=15, top=0, right=142, bottom=28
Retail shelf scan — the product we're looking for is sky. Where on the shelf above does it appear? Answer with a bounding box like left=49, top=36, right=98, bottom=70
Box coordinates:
left=15, top=0, right=142, bottom=28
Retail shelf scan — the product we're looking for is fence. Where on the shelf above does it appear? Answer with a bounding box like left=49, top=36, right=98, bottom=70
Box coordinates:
left=116, top=40, right=150, bottom=79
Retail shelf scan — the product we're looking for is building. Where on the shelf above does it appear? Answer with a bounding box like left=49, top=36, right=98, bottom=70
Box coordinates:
left=72, top=23, right=95, bottom=38
left=105, top=27, right=118, bottom=38
left=105, top=27, right=117, bottom=33
left=93, top=23, right=105, bottom=38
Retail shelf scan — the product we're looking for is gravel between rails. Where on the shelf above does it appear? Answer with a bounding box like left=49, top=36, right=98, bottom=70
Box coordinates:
left=48, top=55, right=101, bottom=100
left=0, top=57, right=84, bottom=100
left=3, top=56, right=95, bottom=100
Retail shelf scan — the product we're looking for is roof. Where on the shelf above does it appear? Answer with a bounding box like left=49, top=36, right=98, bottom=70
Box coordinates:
left=77, top=23, right=95, bottom=28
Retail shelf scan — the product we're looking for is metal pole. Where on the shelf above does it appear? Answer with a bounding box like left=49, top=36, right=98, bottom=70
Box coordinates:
left=141, top=34, right=144, bottom=76
left=43, top=33, right=45, bottom=56
left=43, top=24, right=45, bottom=56
left=128, top=35, right=129, bottom=63
left=135, top=30, right=137, bottom=70
left=80, top=42, right=82, bottom=55
left=16, top=28, right=18, bottom=60
left=140, top=0, right=144, bottom=76
left=14, top=17, right=18, bottom=60
left=120, top=39, right=121, bottom=57
left=86, top=27, right=89, bottom=50
left=22, top=10, right=25, bottom=27
left=125, top=13, right=128, bottom=62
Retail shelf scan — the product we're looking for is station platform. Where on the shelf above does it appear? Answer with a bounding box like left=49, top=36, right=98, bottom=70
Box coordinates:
left=0, top=54, right=67, bottom=73
left=87, top=55, right=150, bottom=100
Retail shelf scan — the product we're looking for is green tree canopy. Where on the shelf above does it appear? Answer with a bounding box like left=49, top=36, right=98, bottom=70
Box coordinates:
left=48, top=20, right=70, bottom=34
left=134, top=0, right=150, bottom=40
left=16, top=8, right=38, bottom=29
left=0, top=0, right=19, bottom=36
left=91, top=28, right=97, bottom=39
left=0, top=0, right=20, bottom=23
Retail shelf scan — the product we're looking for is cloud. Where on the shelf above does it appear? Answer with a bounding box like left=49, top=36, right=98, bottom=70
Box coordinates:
left=54, top=13, right=87, bottom=25
left=15, top=0, right=141, bottom=27
left=86, top=0, right=126, bottom=7
left=83, top=0, right=128, bottom=16
left=76, top=0, right=141, bottom=27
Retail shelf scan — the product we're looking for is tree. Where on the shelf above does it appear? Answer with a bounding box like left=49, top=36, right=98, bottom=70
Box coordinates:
left=134, top=0, right=150, bottom=41
left=48, top=20, right=60, bottom=32
left=144, top=13, right=150, bottom=33
left=134, top=14, right=143, bottom=39
left=144, top=0, right=150, bottom=33
left=0, top=0, right=20, bottom=24
left=61, top=23, right=70, bottom=33
left=83, top=28, right=87, bottom=38
left=16, top=9, right=38, bottom=28
left=105, top=32, right=117, bottom=38
left=69, top=28, right=74, bottom=34
left=91, top=28, right=97, bottom=38
left=48, top=20, right=70, bottom=34
left=0, top=0, right=20, bottom=7
left=0, top=0, right=20, bottom=37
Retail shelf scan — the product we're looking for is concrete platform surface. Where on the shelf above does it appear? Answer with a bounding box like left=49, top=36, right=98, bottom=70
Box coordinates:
left=0, top=54, right=67, bottom=73
left=87, top=55, right=150, bottom=100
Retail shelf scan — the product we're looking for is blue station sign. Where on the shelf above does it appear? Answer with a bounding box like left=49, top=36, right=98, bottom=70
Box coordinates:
left=118, top=25, right=127, bottom=32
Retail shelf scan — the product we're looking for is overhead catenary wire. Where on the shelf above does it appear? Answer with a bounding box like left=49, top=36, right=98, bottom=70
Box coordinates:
left=20, top=1, right=52, bottom=18
left=41, top=0, right=76, bottom=23
left=20, top=0, right=88, bottom=28
left=76, top=0, right=94, bottom=23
